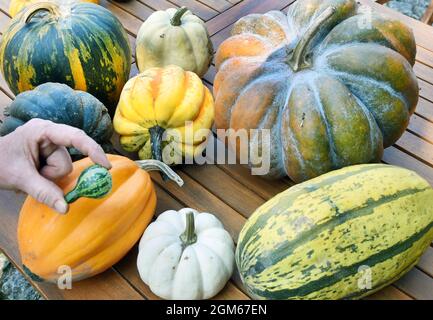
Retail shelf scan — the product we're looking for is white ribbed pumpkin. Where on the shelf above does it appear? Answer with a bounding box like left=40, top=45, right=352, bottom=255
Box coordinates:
left=137, top=208, right=235, bottom=300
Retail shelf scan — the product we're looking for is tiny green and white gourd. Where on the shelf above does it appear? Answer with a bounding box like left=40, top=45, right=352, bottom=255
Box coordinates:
left=137, top=208, right=235, bottom=300
left=136, top=7, right=213, bottom=77
left=65, top=164, right=112, bottom=204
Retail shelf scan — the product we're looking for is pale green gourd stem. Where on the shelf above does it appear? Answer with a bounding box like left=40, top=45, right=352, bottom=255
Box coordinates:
left=180, top=212, right=197, bottom=247
left=135, top=159, right=184, bottom=187
left=288, top=6, right=336, bottom=72
left=170, top=6, right=189, bottom=26
left=22, top=2, right=62, bottom=23
left=64, top=189, right=79, bottom=204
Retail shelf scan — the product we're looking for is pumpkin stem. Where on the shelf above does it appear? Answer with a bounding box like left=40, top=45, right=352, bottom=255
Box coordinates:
left=170, top=7, right=189, bottom=26
left=135, top=159, right=184, bottom=187
left=287, top=6, right=336, bottom=72
left=21, top=2, right=62, bottom=23
left=180, top=212, right=197, bottom=247
left=149, top=125, right=170, bottom=181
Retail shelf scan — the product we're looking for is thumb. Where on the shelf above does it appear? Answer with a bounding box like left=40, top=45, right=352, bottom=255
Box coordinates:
left=20, top=173, right=68, bottom=214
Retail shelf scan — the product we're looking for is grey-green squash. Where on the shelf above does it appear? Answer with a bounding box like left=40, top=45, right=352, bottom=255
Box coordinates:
left=0, top=82, right=114, bottom=157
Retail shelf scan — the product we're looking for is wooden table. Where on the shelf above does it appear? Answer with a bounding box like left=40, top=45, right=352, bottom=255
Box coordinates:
left=1, top=0, right=433, bottom=300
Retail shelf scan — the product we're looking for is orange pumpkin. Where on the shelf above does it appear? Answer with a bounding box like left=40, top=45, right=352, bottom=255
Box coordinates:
left=17, top=154, right=182, bottom=283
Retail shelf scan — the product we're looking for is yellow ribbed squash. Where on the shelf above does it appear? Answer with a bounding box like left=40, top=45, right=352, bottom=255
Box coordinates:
left=237, top=164, right=433, bottom=300
left=113, top=65, right=215, bottom=163
left=9, top=0, right=99, bottom=17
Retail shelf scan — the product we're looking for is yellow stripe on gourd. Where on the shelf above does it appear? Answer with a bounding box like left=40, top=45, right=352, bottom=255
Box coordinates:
left=154, top=65, right=186, bottom=126
left=16, top=61, right=36, bottom=93
left=113, top=110, right=148, bottom=136
left=68, top=48, right=87, bottom=91
left=101, top=37, right=130, bottom=101
left=120, top=75, right=157, bottom=127
left=166, top=71, right=204, bottom=128
left=166, top=87, right=215, bottom=145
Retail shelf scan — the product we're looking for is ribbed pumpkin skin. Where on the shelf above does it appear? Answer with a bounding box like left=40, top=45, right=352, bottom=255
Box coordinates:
left=18, top=154, right=157, bottom=283
left=0, top=83, right=113, bottom=155
left=236, top=164, right=433, bottom=300
left=0, top=2, right=131, bottom=113
left=214, top=0, right=418, bottom=182
left=113, top=65, right=215, bottom=161
left=136, top=8, right=213, bottom=77
left=9, top=0, right=99, bottom=17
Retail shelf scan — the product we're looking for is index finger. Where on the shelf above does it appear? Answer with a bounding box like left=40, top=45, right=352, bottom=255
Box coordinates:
left=40, top=123, right=112, bottom=169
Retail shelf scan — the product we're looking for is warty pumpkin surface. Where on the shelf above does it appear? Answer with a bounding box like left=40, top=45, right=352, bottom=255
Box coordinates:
left=236, top=164, right=433, bottom=299
left=136, top=7, right=213, bottom=77
left=0, top=2, right=131, bottom=114
left=18, top=154, right=160, bottom=283
left=113, top=65, right=215, bottom=163
left=9, top=0, right=99, bottom=18
left=214, top=0, right=419, bottom=182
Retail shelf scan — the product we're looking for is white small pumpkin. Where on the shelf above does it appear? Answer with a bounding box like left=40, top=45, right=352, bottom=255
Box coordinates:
left=136, top=7, right=213, bottom=77
left=137, top=208, right=235, bottom=300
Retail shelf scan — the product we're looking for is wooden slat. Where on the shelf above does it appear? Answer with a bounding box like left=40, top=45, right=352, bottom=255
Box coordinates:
left=167, top=0, right=219, bottom=21
left=108, top=0, right=153, bottom=21
left=139, top=0, right=179, bottom=11
left=366, top=286, right=413, bottom=300
left=206, top=0, right=295, bottom=35
left=421, top=1, right=433, bottom=24
left=396, top=267, right=433, bottom=300
left=197, top=0, right=233, bottom=13
left=99, top=0, right=143, bottom=35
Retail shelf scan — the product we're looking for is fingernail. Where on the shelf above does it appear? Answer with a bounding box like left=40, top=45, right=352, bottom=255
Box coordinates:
left=54, top=200, right=68, bottom=214
left=105, top=160, right=112, bottom=170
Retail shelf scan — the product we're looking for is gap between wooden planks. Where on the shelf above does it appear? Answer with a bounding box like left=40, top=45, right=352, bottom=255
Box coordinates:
left=0, top=0, right=433, bottom=299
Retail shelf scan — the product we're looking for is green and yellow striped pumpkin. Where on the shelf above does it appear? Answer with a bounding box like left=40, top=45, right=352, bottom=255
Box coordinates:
left=236, top=164, right=433, bottom=300
left=0, top=2, right=131, bottom=114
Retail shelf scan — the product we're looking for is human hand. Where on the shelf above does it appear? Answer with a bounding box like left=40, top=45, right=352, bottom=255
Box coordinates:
left=0, top=119, right=111, bottom=214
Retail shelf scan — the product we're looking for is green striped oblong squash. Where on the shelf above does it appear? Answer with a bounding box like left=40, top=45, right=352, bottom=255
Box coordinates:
left=236, top=164, right=433, bottom=300
left=0, top=2, right=131, bottom=114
